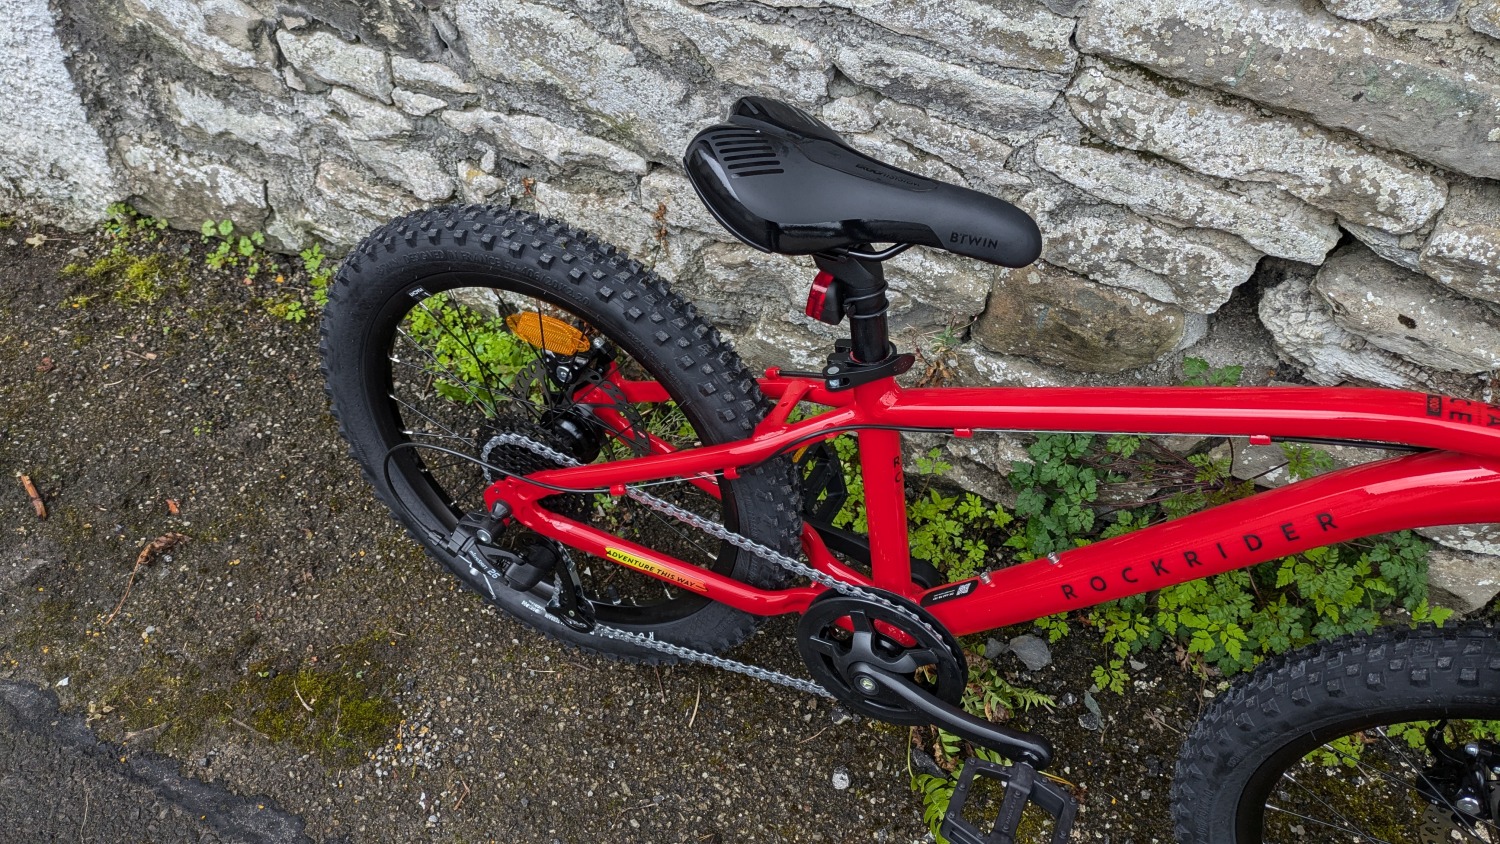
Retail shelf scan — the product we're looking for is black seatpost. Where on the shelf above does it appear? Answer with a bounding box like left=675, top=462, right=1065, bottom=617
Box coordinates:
left=813, top=251, right=890, bottom=364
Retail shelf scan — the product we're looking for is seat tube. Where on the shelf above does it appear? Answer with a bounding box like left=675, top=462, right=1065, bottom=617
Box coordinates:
left=856, top=424, right=914, bottom=593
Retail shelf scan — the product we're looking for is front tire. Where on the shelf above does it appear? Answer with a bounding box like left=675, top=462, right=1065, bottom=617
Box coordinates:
left=320, top=205, right=801, bottom=661
left=1172, top=625, right=1500, bottom=843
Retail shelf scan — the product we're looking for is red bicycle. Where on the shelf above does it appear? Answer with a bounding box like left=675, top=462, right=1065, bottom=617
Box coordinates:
left=321, top=97, right=1500, bottom=843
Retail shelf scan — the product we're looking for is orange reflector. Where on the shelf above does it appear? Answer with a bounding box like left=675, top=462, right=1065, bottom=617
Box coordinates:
left=505, top=312, right=591, bottom=355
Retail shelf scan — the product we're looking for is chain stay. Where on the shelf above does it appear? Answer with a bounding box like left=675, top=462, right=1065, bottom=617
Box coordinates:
left=483, top=432, right=957, bottom=697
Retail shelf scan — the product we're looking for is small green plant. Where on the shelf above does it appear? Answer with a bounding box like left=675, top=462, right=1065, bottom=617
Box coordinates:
left=402, top=293, right=538, bottom=413
left=1182, top=356, right=1244, bottom=387
left=263, top=294, right=309, bottom=323
left=200, top=219, right=267, bottom=276
left=104, top=202, right=167, bottom=243
left=61, top=249, right=175, bottom=306
left=301, top=243, right=333, bottom=307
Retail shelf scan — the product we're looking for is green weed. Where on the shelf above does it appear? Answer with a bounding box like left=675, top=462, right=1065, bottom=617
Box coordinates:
left=200, top=219, right=267, bottom=277
left=301, top=243, right=333, bottom=307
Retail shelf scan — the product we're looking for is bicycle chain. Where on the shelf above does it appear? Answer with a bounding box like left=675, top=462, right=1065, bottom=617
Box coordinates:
left=485, top=431, right=957, bottom=699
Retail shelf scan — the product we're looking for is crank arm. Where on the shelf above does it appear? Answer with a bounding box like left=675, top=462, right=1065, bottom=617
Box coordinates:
left=848, top=663, right=1053, bottom=766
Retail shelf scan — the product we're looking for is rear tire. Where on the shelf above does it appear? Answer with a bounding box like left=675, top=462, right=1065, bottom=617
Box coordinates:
left=319, top=205, right=801, bottom=661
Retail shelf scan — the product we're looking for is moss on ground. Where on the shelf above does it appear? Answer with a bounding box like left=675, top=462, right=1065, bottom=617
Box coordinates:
left=235, top=630, right=402, bottom=766
left=93, top=630, right=402, bottom=764
left=61, top=251, right=189, bottom=306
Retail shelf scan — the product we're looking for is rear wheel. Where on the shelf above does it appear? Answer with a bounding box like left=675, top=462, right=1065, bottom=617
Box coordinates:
left=1172, top=625, right=1500, bottom=843
left=320, top=205, right=801, bottom=661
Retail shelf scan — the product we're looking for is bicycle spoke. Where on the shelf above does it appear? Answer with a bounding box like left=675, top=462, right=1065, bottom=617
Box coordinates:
left=393, top=327, right=495, bottom=414
left=1273, top=770, right=1390, bottom=844
left=389, top=393, right=466, bottom=440
left=1263, top=803, right=1396, bottom=844
left=409, top=299, right=518, bottom=417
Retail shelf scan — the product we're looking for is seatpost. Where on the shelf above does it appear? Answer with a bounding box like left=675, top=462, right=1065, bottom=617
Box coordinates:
left=813, top=251, right=890, bottom=364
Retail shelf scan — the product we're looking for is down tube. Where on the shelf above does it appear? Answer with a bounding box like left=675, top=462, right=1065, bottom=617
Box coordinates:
left=926, top=450, right=1500, bottom=637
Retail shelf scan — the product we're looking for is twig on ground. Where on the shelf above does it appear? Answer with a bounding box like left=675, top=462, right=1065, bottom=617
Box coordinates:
left=103, top=532, right=188, bottom=626
left=230, top=717, right=270, bottom=739
left=294, top=681, right=316, bottom=713
left=19, top=474, right=45, bottom=519
left=452, top=779, right=471, bottom=811
left=797, top=726, right=831, bottom=745
left=687, top=685, right=701, bottom=729
left=123, top=722, right=169, bottom=743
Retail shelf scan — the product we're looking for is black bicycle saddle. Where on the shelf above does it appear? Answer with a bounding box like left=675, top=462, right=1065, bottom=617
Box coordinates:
left=683, top=97, right=1041, bottom=267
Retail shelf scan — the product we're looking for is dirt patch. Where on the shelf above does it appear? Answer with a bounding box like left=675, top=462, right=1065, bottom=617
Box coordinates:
left=1, top=217, right=1202, bottom=843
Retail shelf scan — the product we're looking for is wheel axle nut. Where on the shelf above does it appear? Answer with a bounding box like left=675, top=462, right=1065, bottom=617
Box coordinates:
left=1456, top=794, right=1483, bottom=816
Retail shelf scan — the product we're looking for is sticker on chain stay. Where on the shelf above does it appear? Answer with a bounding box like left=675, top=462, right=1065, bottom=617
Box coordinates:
left=606, top=547, right=709, bottom=593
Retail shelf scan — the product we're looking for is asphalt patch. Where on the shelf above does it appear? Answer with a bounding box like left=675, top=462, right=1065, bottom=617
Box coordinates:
left=0, top=680, right=312, bottom=844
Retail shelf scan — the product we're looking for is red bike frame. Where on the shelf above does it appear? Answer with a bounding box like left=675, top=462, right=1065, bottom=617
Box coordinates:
left=484, top=372, right=1500, bottom=639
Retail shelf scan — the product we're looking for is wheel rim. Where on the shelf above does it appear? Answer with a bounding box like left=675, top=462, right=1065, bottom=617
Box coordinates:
left=1238, top=714, right=1500, bottom=843
left=364, top=276, right=741, bottom=626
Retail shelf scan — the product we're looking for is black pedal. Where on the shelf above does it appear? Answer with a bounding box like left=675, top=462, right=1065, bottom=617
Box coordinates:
left=941, top=759, right=1077, bottom=844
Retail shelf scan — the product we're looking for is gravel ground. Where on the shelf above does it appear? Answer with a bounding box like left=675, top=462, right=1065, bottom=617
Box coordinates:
left=0, top=216, right=1204, bottom=843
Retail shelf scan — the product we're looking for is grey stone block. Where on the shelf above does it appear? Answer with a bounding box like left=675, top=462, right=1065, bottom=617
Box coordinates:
left=442, top=109, right=649, bottom=176
left=1066, top=63, right=1448, bottom=235
left=1314, top=245, right=1500, bottom=373
left=1426, top=547, right=1500, bottom=614
left=1471, top=2, right=1500, bottom=39
left=626, top=0, right=829, bottom=104
left=1258, top=268, right=1437, bottom=388
left=1077, top=0, right=1500, bottom=179
left=835, top=43, right=1059, bottom=134
left=1034, top=139, right=1339, bottom=264
left=123, top=0, right=266, bottom=73
left=116, top=139, right=266, bottom=230
left=973, top=261, right=1190, bottom=373
left=1321, top=0, right=1459, bottom=21
left=1419, top=179, right=1500, bottom=305
left=275, top=29, right=393, bottom=103
left=451, top=0, right=708, bottom=161
left=1, top=0, right=121, bottom=227
left=847, top=0, right=1078, bottom=74
left=1020, top=189, right=1262, bottom=314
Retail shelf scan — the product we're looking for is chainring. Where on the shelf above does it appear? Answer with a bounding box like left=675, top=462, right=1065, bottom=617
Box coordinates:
left=795, top=591, right=967, bottom=725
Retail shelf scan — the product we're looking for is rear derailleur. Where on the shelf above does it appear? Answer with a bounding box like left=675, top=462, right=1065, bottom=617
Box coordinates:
left=796, top=591, right=1076, bottom=844
left=443, top=510, right=595, bottom=632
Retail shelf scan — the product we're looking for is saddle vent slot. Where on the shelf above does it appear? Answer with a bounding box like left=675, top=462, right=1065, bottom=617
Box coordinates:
left=709, top=131, right=782, bottom=176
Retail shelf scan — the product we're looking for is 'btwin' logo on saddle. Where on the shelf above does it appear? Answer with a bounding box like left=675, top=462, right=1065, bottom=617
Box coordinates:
left=949, top=232, right=999, bottom=251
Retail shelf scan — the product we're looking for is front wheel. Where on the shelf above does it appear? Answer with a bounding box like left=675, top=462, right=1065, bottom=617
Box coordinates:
left=1172, top=625, right=1500, bottom=843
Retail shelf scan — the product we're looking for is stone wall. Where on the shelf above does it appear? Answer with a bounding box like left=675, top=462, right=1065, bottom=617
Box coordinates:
left=5, top=0, right=1500, bottom=605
